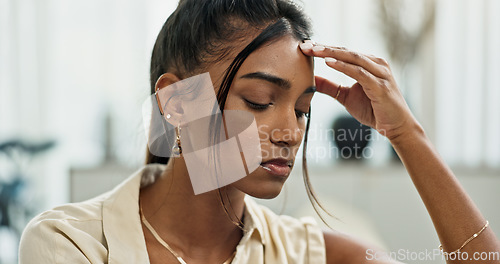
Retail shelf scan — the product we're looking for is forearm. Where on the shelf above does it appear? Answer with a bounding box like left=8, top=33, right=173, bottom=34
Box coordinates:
left=390, top=124, right=500, bottom=263
left=300, top=41, right=500, bottom=262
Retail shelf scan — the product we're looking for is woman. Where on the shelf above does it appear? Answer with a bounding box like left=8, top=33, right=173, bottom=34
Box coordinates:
left=19, top=0, right=500, bottom=263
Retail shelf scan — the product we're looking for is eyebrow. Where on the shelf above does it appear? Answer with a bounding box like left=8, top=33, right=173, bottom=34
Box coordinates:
left=240, top=71, right=316, bottom=94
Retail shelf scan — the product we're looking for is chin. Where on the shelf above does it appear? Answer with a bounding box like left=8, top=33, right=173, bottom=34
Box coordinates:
left=230, top=170, right=288, bottom=199
left=244, top=186, right=283, bottom=199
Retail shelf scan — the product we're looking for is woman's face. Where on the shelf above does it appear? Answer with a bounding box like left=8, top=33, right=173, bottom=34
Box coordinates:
left=208, top=34, right=315, bottom=199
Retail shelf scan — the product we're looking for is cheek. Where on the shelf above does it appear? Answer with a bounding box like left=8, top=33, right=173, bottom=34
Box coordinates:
left=222, top=93, right=273, bottom=144
left=255, top=119, right=271, bottom=142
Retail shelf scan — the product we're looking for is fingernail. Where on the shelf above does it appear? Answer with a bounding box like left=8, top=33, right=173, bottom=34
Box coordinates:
left=325, top=57, right=337, bottom=63
left=300, top=42, right=314, bottom=50
left=304, top=39, right=316, bottom=45
left=312, top=45, right=325, bottom=52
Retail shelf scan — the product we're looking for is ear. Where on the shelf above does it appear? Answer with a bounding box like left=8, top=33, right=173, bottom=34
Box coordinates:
left=154, top=73, right=183, bottom=126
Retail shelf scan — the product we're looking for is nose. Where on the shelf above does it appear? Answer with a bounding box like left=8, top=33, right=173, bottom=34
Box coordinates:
left=269, top=108, right=303, bottom=147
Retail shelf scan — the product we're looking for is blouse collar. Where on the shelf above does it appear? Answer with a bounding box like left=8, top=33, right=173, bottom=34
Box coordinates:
left=102, top=163, right=265, bottom=263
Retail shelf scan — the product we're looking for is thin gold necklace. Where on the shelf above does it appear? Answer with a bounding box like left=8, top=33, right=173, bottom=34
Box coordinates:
left=140, top=205, right=236, bottom=264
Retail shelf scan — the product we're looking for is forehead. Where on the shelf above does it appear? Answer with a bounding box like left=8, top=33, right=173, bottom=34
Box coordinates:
left=205, top=34, right=315, bottom=95
left=235, top=35, right=314, bottom=86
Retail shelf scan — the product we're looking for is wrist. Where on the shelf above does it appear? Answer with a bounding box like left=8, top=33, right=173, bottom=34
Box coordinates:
left=387, top=121, right=426, bottom=147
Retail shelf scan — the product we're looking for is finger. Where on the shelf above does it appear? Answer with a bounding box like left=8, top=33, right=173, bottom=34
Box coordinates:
left=314, top=76, right=348, bottom=105
left=366, top=54, right=391, bottom=68
left=310, top=45, right=389, bottom=79
left=300, top=42, right=389, bottom=68
left=324, top=58, right=381, bottom=93
left=299, top=41, right=315, bottom=56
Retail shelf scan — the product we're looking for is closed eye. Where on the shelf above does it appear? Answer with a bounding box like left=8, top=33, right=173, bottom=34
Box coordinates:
left=244, top=98, right=310, bottom=119
left=244, top=99, right=270, bottom=110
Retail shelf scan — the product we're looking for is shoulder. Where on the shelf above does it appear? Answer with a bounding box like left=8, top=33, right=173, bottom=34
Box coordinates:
left=244, top=198, right=401, bottom=264
left=19, top=166, right=150, bottom=264
left=323, top=229, right=401, bottom=264
left=244, top=198, right=326, bottom=263
left=19, top=196, right=108, bottom=264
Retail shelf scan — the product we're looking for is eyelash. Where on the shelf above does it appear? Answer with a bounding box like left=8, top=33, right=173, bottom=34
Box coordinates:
left=296, top=109, right=310, bottom=119
left=244, top=99, right=269, bottom=110
left=244, top=99, right=310, bottom=119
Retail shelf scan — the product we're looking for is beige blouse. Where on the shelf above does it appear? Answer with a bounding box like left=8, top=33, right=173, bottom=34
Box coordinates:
left=19, top=164, right=326, bottom=264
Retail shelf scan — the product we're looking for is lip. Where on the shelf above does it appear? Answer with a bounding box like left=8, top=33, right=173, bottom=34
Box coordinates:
left=260, top=158, right=293, bottom=177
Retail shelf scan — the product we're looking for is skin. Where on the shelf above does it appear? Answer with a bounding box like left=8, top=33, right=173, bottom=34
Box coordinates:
left=140, top=35, right=500, bottom=264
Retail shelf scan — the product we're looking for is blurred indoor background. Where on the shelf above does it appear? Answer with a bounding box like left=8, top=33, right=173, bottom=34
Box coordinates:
left=0, top=0, right=499, bottom=263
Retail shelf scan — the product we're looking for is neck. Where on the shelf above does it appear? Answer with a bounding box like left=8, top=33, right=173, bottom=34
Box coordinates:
left=139, top=157, right=245, bottom=258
